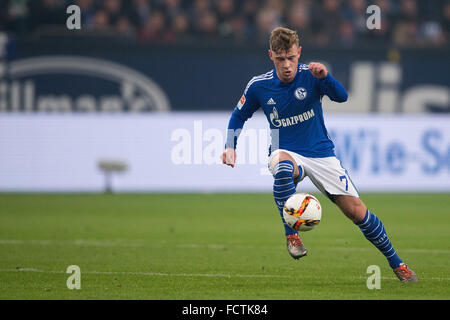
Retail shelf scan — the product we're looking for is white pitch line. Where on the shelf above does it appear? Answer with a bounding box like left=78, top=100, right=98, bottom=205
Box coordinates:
left=0, top=239, right=253, bottom=250
left=2, top=268, right=449, bottom=281
left=0, top=268, right=289, bottom=279
left=1, top=239, right=449, bottom=255
left=321, top=247, right=450, bottom=255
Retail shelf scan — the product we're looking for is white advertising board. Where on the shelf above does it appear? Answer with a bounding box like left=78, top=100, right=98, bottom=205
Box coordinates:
left=0, top=113, right=448, bottom=192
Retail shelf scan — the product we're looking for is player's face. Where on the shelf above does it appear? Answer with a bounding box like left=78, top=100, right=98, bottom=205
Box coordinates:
left=269, top=45, right=301, bottom=83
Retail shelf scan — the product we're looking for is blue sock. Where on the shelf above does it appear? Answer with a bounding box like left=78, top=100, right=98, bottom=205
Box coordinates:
left=273, top=160, right=298, bottom=236
left=355, top=210, right=403, bottom=269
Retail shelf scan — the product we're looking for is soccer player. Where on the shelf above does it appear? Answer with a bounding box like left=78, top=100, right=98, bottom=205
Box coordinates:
left=221, top=27, right=418, bottom=283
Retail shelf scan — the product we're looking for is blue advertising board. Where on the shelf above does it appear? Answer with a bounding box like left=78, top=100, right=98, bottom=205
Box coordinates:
left=0, top=39, right=448, bottom=113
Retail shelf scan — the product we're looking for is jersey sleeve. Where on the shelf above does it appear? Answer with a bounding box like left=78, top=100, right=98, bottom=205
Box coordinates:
left=317, top=73, right=348, bottom=103
left=225, top=80, right=261, bottom=149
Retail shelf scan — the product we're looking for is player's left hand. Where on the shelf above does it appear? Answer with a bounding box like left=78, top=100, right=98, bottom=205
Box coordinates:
left=308, top=62, right=327, bottom=79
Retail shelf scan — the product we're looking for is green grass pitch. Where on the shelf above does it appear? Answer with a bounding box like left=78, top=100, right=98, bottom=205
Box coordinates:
left=0, top=193, right=449, bottom=300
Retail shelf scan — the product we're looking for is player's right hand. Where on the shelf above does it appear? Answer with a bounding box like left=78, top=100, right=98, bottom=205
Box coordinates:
left=222, top=148, right=236, bottom=168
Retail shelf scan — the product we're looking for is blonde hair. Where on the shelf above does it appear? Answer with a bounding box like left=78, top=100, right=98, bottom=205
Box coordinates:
left=269, top=27, right=299, bottom=53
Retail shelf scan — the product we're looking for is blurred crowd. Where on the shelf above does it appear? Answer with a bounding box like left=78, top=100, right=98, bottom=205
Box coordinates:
left=1, top=0, right=449, bottom=47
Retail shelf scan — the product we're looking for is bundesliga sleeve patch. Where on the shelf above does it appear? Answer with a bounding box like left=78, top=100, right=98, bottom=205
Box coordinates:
left=237, top=95, right=246, bottom=110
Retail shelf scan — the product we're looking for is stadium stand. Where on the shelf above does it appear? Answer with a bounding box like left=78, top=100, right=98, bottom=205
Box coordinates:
left=0, top=0, right=448, bottom=47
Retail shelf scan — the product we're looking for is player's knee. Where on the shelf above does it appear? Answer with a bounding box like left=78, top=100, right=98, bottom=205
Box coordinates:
left=272, top=160, right=295, bottom=179
left=348, top=208, right=364, bottom=222
left=336, top=196, right=366, bottom=222
left=270, top=152, right=301, bottom=179
left=347, top=202, right=367, bottom=222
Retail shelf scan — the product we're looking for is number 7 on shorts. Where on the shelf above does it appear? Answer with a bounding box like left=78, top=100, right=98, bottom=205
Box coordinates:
left=339, top=175, right=348, bottom=191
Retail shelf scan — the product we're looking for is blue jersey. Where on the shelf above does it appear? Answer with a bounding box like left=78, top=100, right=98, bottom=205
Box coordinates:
left=226, top=63, right=348, bottom=158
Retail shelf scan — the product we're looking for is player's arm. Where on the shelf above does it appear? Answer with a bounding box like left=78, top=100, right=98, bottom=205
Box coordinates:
left=222, top=111, right=244, bottom=168
left=222, top=84, right=260, bottom=168
left=309, top=62, right=348, bottom=103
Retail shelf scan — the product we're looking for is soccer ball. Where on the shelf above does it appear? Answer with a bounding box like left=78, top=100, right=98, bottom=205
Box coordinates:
left=283, top=193, right=322, bottom=231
